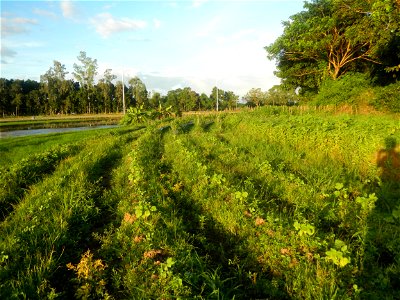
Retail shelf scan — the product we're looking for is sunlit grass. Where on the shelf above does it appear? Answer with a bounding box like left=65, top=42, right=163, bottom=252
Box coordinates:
left=0, top=108, right=399, bottom=299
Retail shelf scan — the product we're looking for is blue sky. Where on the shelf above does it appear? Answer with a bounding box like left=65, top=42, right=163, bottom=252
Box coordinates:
left=1, top=0, right=305, bottom=96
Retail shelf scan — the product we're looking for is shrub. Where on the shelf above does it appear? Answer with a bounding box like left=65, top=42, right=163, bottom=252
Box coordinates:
left=120, top=105, right=148, bottom=125
left=370, top=82, right=400, bottom=113
left=314, top=73, right=371, bottom=106
left=120, top=105, right=174, bottom=125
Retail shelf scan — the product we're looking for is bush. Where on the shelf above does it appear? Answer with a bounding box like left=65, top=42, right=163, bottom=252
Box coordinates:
left=370, top=82, right=400, bottom=113
left=314, top=73, right=371, bottom=106
left=120, top=105, right=174, bottom=125
left=120, top=106, right=148, bottom=125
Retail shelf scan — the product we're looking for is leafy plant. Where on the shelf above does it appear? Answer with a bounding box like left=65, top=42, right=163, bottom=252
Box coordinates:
left=120, top=105, right=148, bottom=125
left=325, top=240, right=351, bottom=268
left=67, top=250, right=111, bottom=299
left=294, top=221, right=315, bottom=237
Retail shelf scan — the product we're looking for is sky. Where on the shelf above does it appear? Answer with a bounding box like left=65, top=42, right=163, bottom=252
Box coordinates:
left=1, top=0, right=305, bottom=97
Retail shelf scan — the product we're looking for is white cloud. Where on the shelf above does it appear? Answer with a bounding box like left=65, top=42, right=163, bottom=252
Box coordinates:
left=196, top=16, right=221, bottom=37
left=10, top=41, right=45, bottom=48
left=0, top=17, right=38, bottom=36
left=167, top=2, right=178, bottom=8
left=60, top=0, right=77, bottom=19
left=192, top=0, right=208, bottom=8
left=90, top=13, right=147, bottom=38
left=33, top=8, right=57, bottom=19
left=172, top=28, right=280, bottom=95
left=153, top=18, right=161, bottom=29
left=103, top=3, right=116, bottom=10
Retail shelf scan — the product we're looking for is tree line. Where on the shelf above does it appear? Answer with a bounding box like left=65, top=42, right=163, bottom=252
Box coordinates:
left=0, top=51, right=241, bottom=117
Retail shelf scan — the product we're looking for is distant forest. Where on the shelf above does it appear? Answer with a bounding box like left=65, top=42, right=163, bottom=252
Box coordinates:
left=0, top=52, right=243, bottom=116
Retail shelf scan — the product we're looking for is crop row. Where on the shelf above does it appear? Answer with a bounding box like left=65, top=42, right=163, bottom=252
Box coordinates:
left=0, top=128, right=143, bottom=298
left=0, top=144, right=81, bottom=220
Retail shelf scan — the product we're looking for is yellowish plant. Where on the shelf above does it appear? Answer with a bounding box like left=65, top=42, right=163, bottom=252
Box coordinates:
left=67, top=250, right=111, bottom=299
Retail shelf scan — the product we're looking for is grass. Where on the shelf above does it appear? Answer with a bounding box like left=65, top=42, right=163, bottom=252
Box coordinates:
left=0, top=113, right=122, bottom=124
left=0, top=107, right=399, bottom=299
left=0, top=127, right=125, bottom=168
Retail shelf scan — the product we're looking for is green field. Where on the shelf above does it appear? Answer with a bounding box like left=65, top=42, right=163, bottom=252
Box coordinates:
left=0, top=114, right=121, bottom=131
left=0, top=108, right=399, bottom=299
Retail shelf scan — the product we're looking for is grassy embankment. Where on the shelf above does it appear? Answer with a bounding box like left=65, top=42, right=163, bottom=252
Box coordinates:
left=0, top=107, right=399, bottom=299
left=0, top=114, right=122, bottom=130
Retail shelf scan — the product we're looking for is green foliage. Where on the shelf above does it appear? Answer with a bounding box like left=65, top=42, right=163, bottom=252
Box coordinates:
left=1, top=52, right=238, bottom=116
left=265, top=85, right=300, bottom=106
left=314, top=73, right=371, bottom=106
left=370, top=82, right=400, bottom=112
left=128, top=76, right=148, bottom=108
left=120, top=104, right=174, bottom=125
left=311, top=73, right=399, bottom=112
left=266, top=0, right=400, bottom=90
left=325, top=240, right=351, bottom=268
left=294, top=221, right=315, bottom=237
left=120, top=105, right=148, bottom=125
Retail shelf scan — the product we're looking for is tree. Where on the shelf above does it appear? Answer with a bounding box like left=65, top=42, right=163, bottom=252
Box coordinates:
left=0, top=79, right=11, bottom=117
left=24, top=80, right=41, bottom=115
left=98, top=69, right=116, bottom=113
left=10, top=80, right=24, bottom=116
left=149, top=91, right=162, bottom=108
left=266, top=0, right=400, bottom=91
left=27, top=89, right=42, bottom=115
left=210, top=87, right=225, bottom=111
left=244, top=88, right=265, bottom=107
left=222, top=91, right=238, bottom=110
left=166, top=89, right=182, bottom=114
left=40, top=60, right=69, bottom=114
left=60, top=81, right=79, bottom=114
left=129, top=76, right=148, bottom=108
left=265, top=85, right=298, bottom=106
left=114, top=81, right=126, bottom=113
left=198, top=93, right=211, bottom=110
left=73, top=51, right=98, bottom=113
left=179, top=87, right=198, bottom=111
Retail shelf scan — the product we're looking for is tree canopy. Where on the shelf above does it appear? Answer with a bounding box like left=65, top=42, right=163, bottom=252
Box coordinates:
left=265, top=0, right=400, bottom=92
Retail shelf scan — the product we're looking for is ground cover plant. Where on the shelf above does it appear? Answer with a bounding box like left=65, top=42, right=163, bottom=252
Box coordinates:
left=0, top=107, right=399, bottom=299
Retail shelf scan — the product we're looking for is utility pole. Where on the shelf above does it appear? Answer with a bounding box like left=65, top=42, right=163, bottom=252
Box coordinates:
left=122, top=72, right=126, bottom=114
left=216, top=85, right=219, bottom=112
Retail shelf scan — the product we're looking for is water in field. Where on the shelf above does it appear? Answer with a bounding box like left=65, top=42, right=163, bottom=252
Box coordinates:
left=0, top=124, right=118, bottom=138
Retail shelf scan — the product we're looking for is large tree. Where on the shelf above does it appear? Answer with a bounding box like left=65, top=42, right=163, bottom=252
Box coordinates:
left=40, top=60, right=69, bottom=114
left=97, top=69, right=116, bottom=113
left=210, top=87, right=225, bottom=111
left=73, top=51, right=98, bottom=113
left=266, top=0, right=400, bottom=91
left=148, top=91, right=163, bottom=109
left=179, top=87, right=199, bottom=111
left=128, top=76, right=148, bottom=108
left=244, top=88, right=265, bottom=107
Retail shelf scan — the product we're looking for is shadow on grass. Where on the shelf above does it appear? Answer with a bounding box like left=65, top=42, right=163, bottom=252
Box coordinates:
left=360, top=137, right=400, bottom=298
left=140, top=131, right=290, bottom=299
left=170, top=188, right=290, bottom=299
left=49, top=136, right=137, bottom=298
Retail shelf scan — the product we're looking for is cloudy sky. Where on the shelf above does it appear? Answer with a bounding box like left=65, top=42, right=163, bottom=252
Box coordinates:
left=1, top=0, right=305, bottom=96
